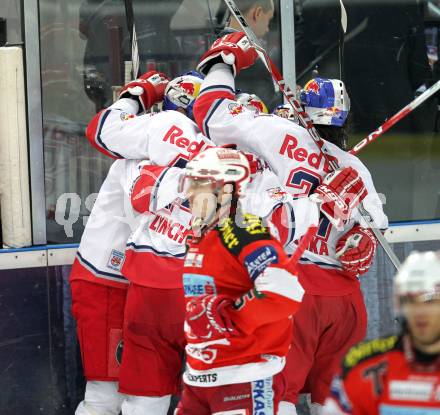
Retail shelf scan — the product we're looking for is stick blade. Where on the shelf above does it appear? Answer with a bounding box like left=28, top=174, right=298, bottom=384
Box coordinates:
left=339, top=0, right=348, bottom=33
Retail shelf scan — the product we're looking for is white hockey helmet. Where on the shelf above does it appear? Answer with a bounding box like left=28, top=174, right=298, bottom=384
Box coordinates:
left=181, top=147, right=251, bottom=196
left=236, top=92, right=268, bottom=114
left=300, top=78, right=350, bottom=127
left=395, top=251, right=440, bottom=303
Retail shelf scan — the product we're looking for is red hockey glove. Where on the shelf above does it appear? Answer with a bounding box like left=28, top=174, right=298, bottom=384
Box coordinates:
left=185, top=294, right=238, bottom=341
left=244, top=152, right=266, bottom=176
left=197, top=32, right=258, bottom=77
left=336, top=225, right=377, bottom=277
left=311, top=167, right=367, bottom=230
left=119, top=70, right=169, bottom=113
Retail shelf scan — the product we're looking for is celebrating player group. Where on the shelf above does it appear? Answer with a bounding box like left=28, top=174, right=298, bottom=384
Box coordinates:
left=69, top=17, right=440, bottom=415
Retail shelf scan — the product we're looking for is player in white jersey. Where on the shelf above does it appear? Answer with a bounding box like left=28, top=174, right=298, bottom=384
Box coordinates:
left=192, top=32, right=388, bottom=413
left=71, top=68, right=171, bottom=415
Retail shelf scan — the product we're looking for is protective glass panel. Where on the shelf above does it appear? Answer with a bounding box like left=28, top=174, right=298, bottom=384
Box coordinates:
left=40, top=0, right=282, bottom=243
left=0, top=0, right=22, bottom=45
left=295, top=0, right=440, bottom=223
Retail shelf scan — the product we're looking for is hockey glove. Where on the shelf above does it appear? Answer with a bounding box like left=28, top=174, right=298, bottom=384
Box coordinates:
left=119, top=70, right=169, bottom=113
left=185, top=294, right=238, bottom=341
left=311, top=167, right=367, bottom=230
left=336, top=225, right=377, bottom=277
left=197, top=32, right=258, bottom=77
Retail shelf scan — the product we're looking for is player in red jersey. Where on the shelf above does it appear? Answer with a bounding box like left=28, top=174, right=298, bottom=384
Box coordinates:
left=175, top=147, right=305, bottom=414
left=323, top=250, right=440, bottom=415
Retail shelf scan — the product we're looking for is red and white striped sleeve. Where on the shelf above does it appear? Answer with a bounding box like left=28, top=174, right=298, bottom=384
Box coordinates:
left=85, top=98, right=154, bottom=160
left=130, top=164, right=183, bottom=214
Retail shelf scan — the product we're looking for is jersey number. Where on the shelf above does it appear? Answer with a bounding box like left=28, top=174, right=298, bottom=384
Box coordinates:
left=286, top=168, right=332, bottom=241
left=286, top=167, right=322, bottom=199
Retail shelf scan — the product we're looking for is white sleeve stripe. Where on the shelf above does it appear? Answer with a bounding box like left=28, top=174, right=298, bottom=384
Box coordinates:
left=254, top=267, right=304, bottom=302
left=95, top=110, right=124, bottom=158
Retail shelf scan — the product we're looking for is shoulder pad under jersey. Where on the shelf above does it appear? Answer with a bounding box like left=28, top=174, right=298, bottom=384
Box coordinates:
left=218, top=213, right=272, bottom=257
left=342, top=335, right=399, bottom=376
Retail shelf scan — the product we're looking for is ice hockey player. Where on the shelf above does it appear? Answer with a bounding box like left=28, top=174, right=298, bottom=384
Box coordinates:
left=175, top=146, right=305, bottom=414
left=323, top=250, right=440, bottom=415
left=76, top=70, right=210, bottom=414
left=71, top=69, right=170, bottom=415
left=192, top=32, right=388, bottom=414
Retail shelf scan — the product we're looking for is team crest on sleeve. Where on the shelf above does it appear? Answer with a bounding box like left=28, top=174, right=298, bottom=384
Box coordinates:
left=267, top=187, right=289, bottom=203
left=120, top=112, right=136, bottom=121
left=228, top=103, right=245, bottom=116
left=107, top=249, right=125, bottom=271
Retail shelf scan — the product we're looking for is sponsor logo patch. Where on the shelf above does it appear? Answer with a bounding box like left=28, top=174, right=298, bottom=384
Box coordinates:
left=184, top=252, right=204, bottom=268
left=107, top=249, right=125, bottom=271
left=183, top=274, right=216, bottom=297
left=389, top=380, right=434, bottom=401
left=244, top=246, right=279, bottom=280
left=251, top=378, right=274, bottom=415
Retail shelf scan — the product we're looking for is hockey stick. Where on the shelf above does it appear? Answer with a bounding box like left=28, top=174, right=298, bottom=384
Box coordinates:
left=297, top=17, right=368, bottom=82
left=223, top=0, right=401, bottom=270
left=338, top=0, right=347, bottom=80
left=289, top=224, right=318, bottom=269
left=350, top=79, right=440, bottom=155
left=124, top=0, right=140, bottom=79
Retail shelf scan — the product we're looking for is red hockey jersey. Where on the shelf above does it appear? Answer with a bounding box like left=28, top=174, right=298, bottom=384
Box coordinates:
left=324, top=335, right=440, bottom=414
left=183, top=212, right=304, bottom=387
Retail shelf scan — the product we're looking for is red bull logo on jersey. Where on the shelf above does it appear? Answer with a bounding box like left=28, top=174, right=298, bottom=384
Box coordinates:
left=267, top=187, right=289, bottom=202
left=228, top=102, right=245, bottom=116
left=163, top=125, right=212, bottom=155
left=279, top=134, right=338, bottom=174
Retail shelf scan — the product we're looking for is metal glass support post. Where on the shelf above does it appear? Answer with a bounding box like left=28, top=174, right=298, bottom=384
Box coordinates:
left=280, top=0, right=296, bottom=97
left=22, top=0, right=47, bottom=245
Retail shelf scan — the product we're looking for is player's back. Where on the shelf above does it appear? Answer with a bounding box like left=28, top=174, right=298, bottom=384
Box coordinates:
left=71, top=159, right=142, bottom=288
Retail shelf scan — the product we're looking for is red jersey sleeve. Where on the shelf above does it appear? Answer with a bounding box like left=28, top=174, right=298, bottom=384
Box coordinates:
left=218, top=214, right=304, bottom=335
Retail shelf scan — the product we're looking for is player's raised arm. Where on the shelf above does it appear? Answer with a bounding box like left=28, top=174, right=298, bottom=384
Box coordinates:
left=193, top=32, right=274, bottom=154
left=85, top=71, right=169, bottom=159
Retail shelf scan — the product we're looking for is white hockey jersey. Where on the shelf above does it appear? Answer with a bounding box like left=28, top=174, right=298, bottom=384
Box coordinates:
left=85, top=96, right=286, bottom=288
left=74, top=99, right=213, bottom=288
left=193, top=64, right=388, bottom=272
left=86, top=98, right=212, bottom=163
left=70, top=159, right=143, bottom=288
left=122, top=161, right=288, bottom=288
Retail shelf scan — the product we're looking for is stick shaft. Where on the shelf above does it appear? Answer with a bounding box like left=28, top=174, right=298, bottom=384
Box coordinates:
left=289, top=226, right=318, bottom=269
left=124, top=0, right=139, bottom=79
left=350, top=80, right=440, bottom=155
left=223, top=0, right=401, bottom=270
